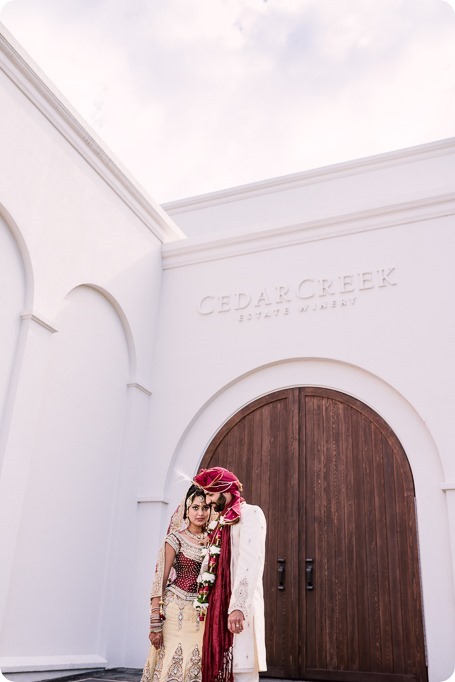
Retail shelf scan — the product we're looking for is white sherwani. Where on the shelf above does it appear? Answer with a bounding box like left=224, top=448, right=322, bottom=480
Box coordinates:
left=228, top=502, right=267, bottom=674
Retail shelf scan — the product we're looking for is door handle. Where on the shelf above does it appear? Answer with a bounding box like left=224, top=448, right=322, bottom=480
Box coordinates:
left=306, top=558, right=314, bottom=591
left=277, top=558, right=285, bottom=591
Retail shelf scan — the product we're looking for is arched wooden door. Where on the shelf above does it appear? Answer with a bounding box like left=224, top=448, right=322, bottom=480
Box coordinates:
left=199, top=388, right=428, bottom=682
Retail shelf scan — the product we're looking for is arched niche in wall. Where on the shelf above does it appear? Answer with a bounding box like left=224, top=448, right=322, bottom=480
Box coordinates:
left=0, top=207, right=32, bottom=441
left=1, top=284, right=132, bottom=658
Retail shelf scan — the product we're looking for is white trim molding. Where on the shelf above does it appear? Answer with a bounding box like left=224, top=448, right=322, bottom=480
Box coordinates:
left=441, top=482, right=455, bottom=492
left=137, top=496, right=169, bottom=504
left=127, top=382, right=152, bottom=396
left=162, top=192, right=455, bottom=269
left=0, top=655, right=107, bottom=673
left=163, top=137, right=455, bottom=215
left=0, top=24, right=184, bottom=245
left=20, top=312, right=58, bottom=334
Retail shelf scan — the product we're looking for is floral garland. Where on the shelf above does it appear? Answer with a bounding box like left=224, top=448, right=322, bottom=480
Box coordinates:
left=194, top=518, right=224, bottom=620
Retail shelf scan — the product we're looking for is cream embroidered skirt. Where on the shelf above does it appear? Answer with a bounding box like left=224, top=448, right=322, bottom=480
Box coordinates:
left=141, top=591, right=204, bottom=682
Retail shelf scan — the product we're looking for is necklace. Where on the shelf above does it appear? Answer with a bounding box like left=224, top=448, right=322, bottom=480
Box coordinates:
left=185, top=528, right=208, bottom=545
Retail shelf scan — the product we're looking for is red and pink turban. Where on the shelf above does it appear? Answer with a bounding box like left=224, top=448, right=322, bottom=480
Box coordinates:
left=194, top=466, right=244, bottom=523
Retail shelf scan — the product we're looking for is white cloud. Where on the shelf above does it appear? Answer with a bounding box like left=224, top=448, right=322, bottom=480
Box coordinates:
left=1, top=0, right=455, bottom=201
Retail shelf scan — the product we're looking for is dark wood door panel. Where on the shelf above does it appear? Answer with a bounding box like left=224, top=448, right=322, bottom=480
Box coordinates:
left=301, top=389, right=427, bottom=682
left=200, top=389, right=300, bottom=678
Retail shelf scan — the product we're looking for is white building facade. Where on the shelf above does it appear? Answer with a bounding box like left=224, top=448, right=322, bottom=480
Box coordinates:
left=1, top=24, right=455, bottom=682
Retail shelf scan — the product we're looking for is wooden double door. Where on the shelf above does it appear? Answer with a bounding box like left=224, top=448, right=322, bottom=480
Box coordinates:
left=199, top=388, right=428, bottom=682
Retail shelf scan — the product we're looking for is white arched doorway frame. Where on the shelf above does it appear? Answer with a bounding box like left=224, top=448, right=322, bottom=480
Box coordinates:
left=169, top=357, right=455, bottom=682
left=0, top=203, right=34, bottom=311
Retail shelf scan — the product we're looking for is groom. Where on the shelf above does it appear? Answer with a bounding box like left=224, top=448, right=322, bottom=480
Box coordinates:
left=193, top=466, right=267, bottom=682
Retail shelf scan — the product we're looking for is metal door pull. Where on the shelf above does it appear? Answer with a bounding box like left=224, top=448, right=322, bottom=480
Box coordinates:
left=306, top=558, right=314, bottom=590
left=277, top=558, right=285, bottom=590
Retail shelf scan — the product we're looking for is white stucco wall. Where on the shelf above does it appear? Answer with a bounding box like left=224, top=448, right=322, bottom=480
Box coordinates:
left=0, top=25, right=182, bottom=678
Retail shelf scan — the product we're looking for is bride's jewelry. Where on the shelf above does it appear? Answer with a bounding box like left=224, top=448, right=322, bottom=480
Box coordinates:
left=185, top=527, right=208, bottom=544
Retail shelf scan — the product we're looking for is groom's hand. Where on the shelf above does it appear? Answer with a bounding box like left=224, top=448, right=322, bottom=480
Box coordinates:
left=228, top=609, right=245, bottom=634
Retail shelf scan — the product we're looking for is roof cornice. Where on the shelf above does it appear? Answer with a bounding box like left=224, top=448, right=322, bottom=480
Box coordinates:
left=162, top=192, right=455, bottom=269
left=0, top=24, right=184, bottom=243
left=163, top=137, right=455, bottom=215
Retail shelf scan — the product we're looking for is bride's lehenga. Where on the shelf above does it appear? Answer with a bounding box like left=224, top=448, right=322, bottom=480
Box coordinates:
left=141, top=531, right=205, bottom=682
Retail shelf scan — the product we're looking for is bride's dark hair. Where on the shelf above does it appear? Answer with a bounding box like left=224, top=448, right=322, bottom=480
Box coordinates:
left=183, top=484, right=206, bottom=519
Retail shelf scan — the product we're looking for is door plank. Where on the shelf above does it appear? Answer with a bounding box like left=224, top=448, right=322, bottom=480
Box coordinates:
left=382, top=438, right=405, bottom=674
left=300, top=390, right=312, bottom=672
left=372, top=428, right=393, bottom=674
left=342, top=402, right=359, bottom=671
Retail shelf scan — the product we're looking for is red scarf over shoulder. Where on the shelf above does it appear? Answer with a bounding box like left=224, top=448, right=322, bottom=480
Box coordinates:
left=193, top=468, right=244, bottom=682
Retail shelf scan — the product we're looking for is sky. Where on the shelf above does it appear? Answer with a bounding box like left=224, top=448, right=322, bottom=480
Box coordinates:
left=1, top=0, right=455, bottom=203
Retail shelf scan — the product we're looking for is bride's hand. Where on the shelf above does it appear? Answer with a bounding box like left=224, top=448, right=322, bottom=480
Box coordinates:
left=149, top=631, right=163, bottom=649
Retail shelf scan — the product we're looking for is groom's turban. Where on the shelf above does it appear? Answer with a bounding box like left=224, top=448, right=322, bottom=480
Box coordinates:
left=193, top=466, right=243, bottom=495
left=194, top=467, right=244, bottom=523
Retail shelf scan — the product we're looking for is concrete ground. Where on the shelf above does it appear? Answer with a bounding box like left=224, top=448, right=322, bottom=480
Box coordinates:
left=41, top=672, right=142, bottom=682
left=2, top=670, right=285, bottom=682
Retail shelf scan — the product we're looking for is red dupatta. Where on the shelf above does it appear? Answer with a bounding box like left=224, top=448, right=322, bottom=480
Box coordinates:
left=201, top=521, right=234, bottom=682
left=193, top=467, right=244, bottom=682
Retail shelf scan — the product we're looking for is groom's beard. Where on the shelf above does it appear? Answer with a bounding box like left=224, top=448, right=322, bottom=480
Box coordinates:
left=214, top=493, right=227, bottom=513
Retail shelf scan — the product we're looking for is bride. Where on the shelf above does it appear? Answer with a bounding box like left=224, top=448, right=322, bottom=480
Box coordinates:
left=141, top=484, right=211, bottom=682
